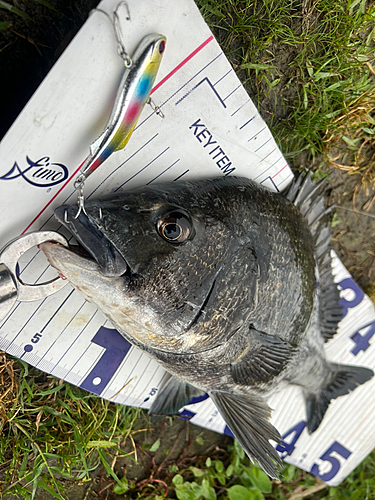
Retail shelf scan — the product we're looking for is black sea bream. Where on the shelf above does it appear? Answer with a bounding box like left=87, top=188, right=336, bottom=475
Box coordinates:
left=41, top=175, right=374, bottom=477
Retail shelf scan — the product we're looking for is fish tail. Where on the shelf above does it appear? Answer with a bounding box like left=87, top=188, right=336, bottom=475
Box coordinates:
left=305, top=362, right=373, bottom=434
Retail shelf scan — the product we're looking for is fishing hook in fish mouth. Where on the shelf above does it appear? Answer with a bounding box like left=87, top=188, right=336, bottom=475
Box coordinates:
left=90, top=1, right=132, bottom=67
left=73, top=180, right=88, bottom=219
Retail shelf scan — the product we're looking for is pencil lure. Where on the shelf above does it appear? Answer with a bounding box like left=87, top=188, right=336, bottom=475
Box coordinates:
left=76, top=33, right=166, bottom=187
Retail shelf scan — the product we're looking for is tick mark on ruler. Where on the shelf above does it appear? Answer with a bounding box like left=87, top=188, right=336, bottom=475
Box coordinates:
left=254, top=137, right=272, bottom=153
left=248, top=126, right=267, bottom=142
left=174, top=170, right=189, bottom=181
left=223, top=84, right=241, bottom=102
left=231, top=98, right=251, bottom=116
left=147, top=158, right=180, bottom=185
left=115, top=147, right=170, bottom=191
left=239, top=116, right=256, bottom=130
left=175, top=77, right=226, bottom=108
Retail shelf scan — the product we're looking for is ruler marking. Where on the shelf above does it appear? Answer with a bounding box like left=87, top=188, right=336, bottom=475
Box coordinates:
left=239, top=115, right=256, bottom=130
left=150, top=35, right=214, bottom=95
left=260, top=148, right=276, bottom=162
left=253, top=156, right=283, bottom=180
left=66, top=343, right=93, bottom=379
left=272, top=164, right=288, bottom=179
left=36, top=301, right=86, bottom=366
left=223, top=84, right=241, bottom=101
left=51, top=310, right=98, bottom=371
left=231, top=98, right=251, bottom=116
left=254, top=137, right=272, bottom=153
left=114, top=147, right=170, bottom=191
left=88, top=133, right=159, bottom=198
left=40, top=290, right=76, bottom=334
left=108, top=349, right=143, bottom=395
left=147, top=159, right=180, bottom=185
left=213, top=68, right=232, bottom=86
left=174, top=169, right=189, bottom=181
left=248, top=126, right=267, bottom=142
left=78, top=349, right=105, bottom=381
left=136, top=52, right=223, bottom=130
left=176, top=77, right=227, bottom=108
left=126, top=358, right=153, bottom=399
left=277, top=173, right=294, bottom=188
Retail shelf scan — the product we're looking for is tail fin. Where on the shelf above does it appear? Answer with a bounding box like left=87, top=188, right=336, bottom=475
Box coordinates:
left=305, top=363, right=373, bottom=434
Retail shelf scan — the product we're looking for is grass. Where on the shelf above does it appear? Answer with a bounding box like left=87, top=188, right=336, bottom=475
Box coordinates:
left=198, top=0, right=375, bottom=184
left=1, top=0, right=375, bottom=499
left=0, top=353, right=141, bottom=499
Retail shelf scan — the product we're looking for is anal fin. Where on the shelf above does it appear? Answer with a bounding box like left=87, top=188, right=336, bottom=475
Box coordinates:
left=149, top=376, right=206, bottom=416
left=210, top=391, right=282, bottom=479
left=306, top=362, right=374, bottom=433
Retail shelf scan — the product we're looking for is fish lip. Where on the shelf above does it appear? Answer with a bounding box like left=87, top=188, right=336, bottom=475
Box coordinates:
left=54, top=205, right=129, bottom=278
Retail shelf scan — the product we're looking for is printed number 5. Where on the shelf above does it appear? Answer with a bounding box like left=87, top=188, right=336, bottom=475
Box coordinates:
left=310, top=442, right=351, bottom=482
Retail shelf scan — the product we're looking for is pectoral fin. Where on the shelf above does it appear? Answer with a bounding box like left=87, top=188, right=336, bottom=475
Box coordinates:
left=149, top=376, right=206, bottom=416
left=231, top=329, right=294, bottom=386
left=210, top=391, right=282, bottom=478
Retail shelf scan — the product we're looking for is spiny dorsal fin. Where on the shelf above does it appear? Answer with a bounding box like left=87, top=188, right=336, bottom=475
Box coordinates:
left=231, top=329, right=294, bottom=386
left=148, top=375, right=206, bottom=416
left=285, top=173, right=343, bottom=342
left=210, top=391, right=282, bottom=478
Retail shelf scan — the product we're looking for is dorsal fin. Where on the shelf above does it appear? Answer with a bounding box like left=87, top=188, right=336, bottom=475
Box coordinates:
left=285, top=173, right=343, bottom=342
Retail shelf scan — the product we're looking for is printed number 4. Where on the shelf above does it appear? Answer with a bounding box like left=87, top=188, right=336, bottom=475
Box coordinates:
left=311, top=442, right=351, bottom=482
left=276, top=421, right=306, bottom=459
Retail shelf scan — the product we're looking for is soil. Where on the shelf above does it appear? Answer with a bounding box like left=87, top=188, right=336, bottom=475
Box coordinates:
left=1, top=1, right=374, bottom=499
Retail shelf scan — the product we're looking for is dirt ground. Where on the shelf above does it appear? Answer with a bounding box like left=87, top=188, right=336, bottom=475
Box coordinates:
left=1, top=1, right=375, bottom=499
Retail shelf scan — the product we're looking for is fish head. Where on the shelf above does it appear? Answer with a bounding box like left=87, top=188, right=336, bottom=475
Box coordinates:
left=41, top=178, right=259, bottom=354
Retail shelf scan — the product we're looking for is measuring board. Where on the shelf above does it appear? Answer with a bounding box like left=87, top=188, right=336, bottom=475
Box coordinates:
left=0, top=0, right=374, bottom=486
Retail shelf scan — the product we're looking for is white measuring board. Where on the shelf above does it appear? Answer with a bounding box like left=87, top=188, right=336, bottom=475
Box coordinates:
left=0, top=0, right=374, bottom=486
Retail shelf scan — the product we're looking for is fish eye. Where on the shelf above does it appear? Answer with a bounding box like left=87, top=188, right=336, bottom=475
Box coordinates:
left=156, top=211, right=192, bottom=244
left=159, top=40, right=165, bottom=53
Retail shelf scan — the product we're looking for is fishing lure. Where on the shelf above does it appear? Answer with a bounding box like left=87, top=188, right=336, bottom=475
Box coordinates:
left=75, top=32, right=166, bottom=195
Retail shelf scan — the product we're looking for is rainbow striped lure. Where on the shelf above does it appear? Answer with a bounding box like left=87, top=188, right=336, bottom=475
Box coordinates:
left=75, top=33, right=166, bottom=192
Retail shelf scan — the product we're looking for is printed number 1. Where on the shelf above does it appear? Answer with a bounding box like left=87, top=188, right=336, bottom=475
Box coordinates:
left=80, top=327, right=131, bottom=395
left=310, top=442, right=351, bottom=482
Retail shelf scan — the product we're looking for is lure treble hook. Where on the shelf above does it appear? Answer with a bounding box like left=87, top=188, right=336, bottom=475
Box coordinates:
left=74, top=177, right=88, bottom=219
left=90, top=1, right=132, bottom=67
left=113, top=3, right=132, bottom=67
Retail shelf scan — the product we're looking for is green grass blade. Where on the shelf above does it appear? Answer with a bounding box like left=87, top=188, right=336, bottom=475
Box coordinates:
left=0, top=0, right=31, bottom=20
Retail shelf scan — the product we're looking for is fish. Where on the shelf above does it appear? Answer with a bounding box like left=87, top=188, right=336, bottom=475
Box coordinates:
left=40, top=175, right=374, bottom=478
left=75, top=33, right=166, bottom=187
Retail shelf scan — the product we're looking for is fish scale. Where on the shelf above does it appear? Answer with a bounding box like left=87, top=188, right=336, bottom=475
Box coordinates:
left=41, top=174, right=374, bottom=478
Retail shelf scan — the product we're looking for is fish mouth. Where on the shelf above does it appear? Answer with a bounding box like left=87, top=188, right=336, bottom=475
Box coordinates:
left=54, top=205, right=128, bottom=277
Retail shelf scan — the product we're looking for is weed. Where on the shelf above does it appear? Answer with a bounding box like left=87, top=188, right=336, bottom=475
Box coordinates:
left=0, top=353, right=140, bottom=499
left=197, top=0, right=375, bottom=186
